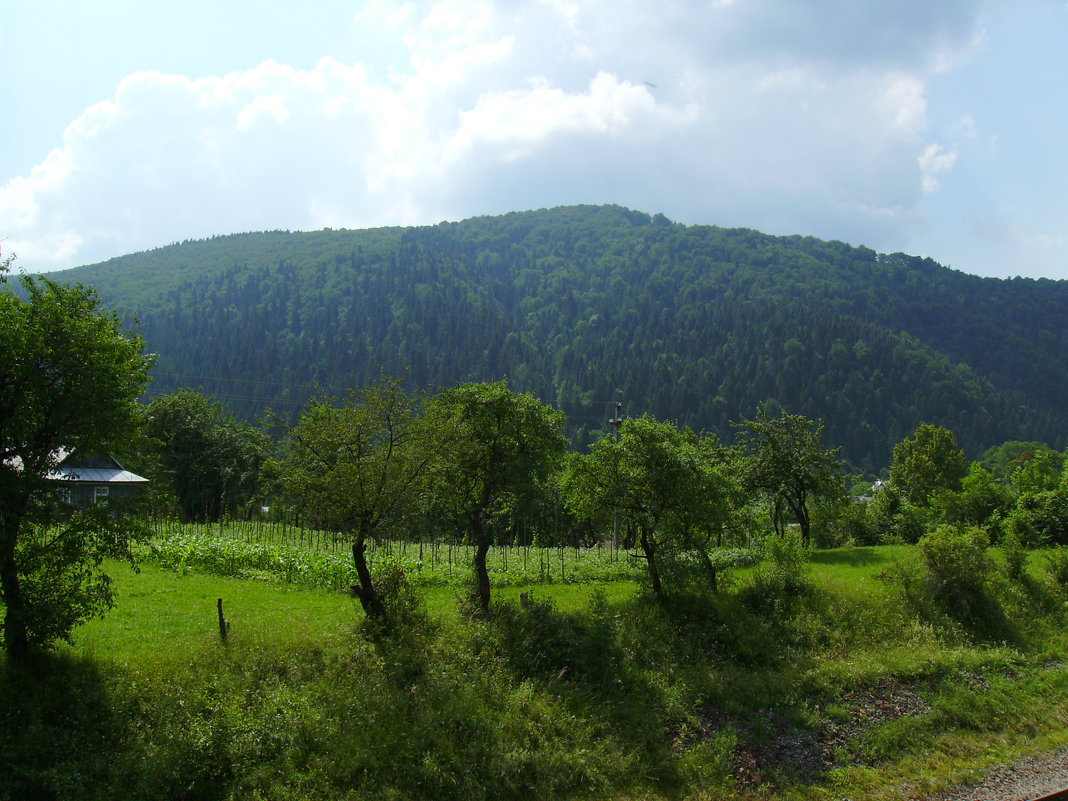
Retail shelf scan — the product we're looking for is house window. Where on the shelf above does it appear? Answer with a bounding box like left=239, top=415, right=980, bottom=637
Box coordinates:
left=60, top=488, right=73, bottom=505
left=93, top=486, right=110, bottom=503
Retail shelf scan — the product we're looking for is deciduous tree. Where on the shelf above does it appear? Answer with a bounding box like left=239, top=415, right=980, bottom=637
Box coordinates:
left=889, top=423, right=968, bottom=507
left=0, top=268, right=153, bottom=659
left=563, top=415, right=737, bottom=595
left=266, top=380, right=432, bottom=624
left=143, top=389, right=271, bottom=521
left=735, top=408, right=844, bottom=547
left=424, top=381, right=566, bottom=612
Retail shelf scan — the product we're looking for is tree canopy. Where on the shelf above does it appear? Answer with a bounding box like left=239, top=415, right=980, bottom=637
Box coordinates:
left=424, top=381, right=567, bottom=611
left=563, top=415, right=738, bottom=594
left=889, top=423, right=968, bottom=507
left=735, top=409, right=845, bottom=546
left=266, top=380, right=433, bottom=623
left=56, top=205, right=1068, bottom=473
left=0, top=269, right=153, bottom=658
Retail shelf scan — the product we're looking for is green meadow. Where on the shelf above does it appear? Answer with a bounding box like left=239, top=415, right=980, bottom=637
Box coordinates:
left=4, top=543, right=1068, bottom=801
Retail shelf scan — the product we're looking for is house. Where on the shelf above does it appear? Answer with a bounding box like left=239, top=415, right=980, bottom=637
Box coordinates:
left=51, top=452, right=149, bottom=508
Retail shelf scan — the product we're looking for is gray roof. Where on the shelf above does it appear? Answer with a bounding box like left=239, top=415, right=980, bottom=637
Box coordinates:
left=5, top=449, right=149, bottom=484
left=53, top=465, right=149, bottom=484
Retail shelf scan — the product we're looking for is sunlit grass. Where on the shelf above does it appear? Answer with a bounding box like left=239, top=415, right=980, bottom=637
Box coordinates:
left=6, top=542, right=1067, bottom=800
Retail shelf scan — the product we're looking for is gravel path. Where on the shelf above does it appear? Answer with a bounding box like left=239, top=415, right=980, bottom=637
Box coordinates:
left=923, top=747, right=1068, bottom=801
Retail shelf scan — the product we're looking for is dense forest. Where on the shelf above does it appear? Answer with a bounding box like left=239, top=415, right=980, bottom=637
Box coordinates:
left=54, top=205, right=1068, bottom=474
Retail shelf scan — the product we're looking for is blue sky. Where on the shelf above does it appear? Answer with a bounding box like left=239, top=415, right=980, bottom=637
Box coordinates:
left=2, top=0, right=1066, bottom=279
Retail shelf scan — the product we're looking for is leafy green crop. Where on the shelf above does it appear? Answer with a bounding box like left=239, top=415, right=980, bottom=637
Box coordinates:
left=139, top=522, right=642, bottom=591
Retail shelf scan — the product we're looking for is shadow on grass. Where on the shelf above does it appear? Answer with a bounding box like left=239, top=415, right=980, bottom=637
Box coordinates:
left=0, top=652, right=126, bottom=801
left=808, top=547, right=896, bottom=568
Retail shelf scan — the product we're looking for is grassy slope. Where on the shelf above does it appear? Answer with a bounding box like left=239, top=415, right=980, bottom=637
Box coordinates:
left=3, top=547, right=1068, bottom=801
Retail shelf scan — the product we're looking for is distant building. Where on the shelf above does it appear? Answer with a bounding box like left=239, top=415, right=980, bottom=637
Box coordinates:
left=51, top=452, right=149, bottom=508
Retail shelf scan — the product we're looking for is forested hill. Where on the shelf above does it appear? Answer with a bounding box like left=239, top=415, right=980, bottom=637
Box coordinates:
left=55, top=205, right=1068, bottom=474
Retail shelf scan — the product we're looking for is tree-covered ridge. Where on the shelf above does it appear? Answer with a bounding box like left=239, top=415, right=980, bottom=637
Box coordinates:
left=53, top=205, right=1068, bottom=473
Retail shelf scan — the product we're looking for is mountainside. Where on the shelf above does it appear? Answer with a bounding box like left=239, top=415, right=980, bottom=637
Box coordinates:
left=53, top=205, right=1068, bottom=474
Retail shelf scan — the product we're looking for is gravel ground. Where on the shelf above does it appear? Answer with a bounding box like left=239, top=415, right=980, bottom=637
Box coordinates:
left=922, top=747, right=1068, bottom=801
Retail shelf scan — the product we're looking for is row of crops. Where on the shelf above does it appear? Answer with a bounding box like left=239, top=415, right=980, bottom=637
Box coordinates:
left=138, top=520, right=647, bottom=592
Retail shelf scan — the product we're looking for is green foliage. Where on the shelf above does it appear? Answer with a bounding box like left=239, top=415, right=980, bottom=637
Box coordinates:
left=140, top=523, right=641, bottom=590
left=15, top=511, right=146, bottom=649
left=8, top=543, right=1068, bottom=800
left=1, top=273, right=153, bottom=657
left=931, top=462, right=1012, bottom=533
left=889, top=424, right=968, bottom=507
left=1000, top=530, right=1029, bottom=583
left=882, top=524, right=1015, bottom=643
left=1008, top=446, right=1065, bottom=496
left=735, top=408, right=845, bottom=546
left=425, top=381, right=568, bottom=610
left=813, top=500, right=877, bottom=547
left=56, top=205, right=1068, bottom=475
left=1045, top=546, right=1068, bottom=591
left=865, top=483, right=929, bottom=544
left=745, top=532, right=813, bottom=615
left=563, top=415, right=738, bottom=595
left=143, top=389, right=271, bottom=522
left=487, top=590, right=621, bottom=687
left=1004, top=488, right=1068, bottom=546
left=265, top=380, right=434, bottom=622
left=980, top=440, right=1054, bottom=481
left=918, top=524, right=992, bottom=604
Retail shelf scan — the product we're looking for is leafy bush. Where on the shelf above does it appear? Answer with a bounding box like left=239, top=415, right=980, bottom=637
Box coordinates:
left=813, top=500, right=877, bottom=547
left=865, top=485, right=929, bottom=544
left=744, top=533, right=812, bottom=615
left=919, top=524, right=991, bottom=588
left=1045, top=546, right=1068, bottom=591
left=488, top=590, right=620, bottom=686
left=881, top=524, right=1015, bottom=642
left=999, top=530, right=1029, bottom=584
left=1003, top=489, right=1068, bottom=547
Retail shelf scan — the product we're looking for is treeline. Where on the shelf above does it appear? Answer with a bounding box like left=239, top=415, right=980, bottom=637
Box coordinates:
left=56, top=205, right=1068, bottom=475
left=132, top=383, right=1068, bottom=626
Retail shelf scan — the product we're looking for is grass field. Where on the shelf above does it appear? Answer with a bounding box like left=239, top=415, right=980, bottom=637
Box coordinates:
left=4, top=542, right=1068, bottom=801
left=66, top=561, right=641, bottom=664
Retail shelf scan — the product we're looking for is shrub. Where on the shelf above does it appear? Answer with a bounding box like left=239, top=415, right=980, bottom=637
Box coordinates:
left=1004, top=490, right=1068, bottom=547
left=745, top=533, right=812, bottom=615
left=999, top=530, right=1029, bottom=584
left=918, top=524, right=992, bottom=605
left=1046, top=547, right=1068, bottom=591
left=866, top=485, right=929, bottom=544
left=813, top=500, right=876, bottom=547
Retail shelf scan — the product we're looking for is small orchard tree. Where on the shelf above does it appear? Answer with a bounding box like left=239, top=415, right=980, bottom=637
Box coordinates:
left=563, top=415, right=735, bottom=595
left=0, top=269, right=153, bottom=659
left=266, top=380, right=432, bottom=624
left=735, top=408, right=845, bottom=547
left=424, top=381, right=567, bottom=612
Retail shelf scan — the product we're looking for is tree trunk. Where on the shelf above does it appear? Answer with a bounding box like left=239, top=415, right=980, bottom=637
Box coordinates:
left=351, top=538, right=385, bottom=621
left=473, top=522, right=491, bottom=613
left=0, top=516, right=29, bottom=661
left=792, top=496, right=811, bottom=547
left=697, top=547, right=718, bottom=593
left=639, top=527, right=662, bottom=596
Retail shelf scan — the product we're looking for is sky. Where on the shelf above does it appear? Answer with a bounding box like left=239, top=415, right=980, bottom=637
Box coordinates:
left=2, top=0, right=1066, bottom=279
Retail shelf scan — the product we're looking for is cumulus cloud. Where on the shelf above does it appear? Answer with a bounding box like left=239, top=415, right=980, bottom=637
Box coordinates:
left=1, top=0, right=989, bottom=270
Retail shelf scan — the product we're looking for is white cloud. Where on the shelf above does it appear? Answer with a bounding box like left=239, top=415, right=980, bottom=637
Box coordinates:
left=919, top=143, right=958, bottom=192
left=1, top=0, right=995, bottom=271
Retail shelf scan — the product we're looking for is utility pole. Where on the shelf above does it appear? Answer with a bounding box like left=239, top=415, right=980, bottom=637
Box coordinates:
left=610, top=401, right=623, bottom=550
left=609, top=401, right=623, bottom=440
